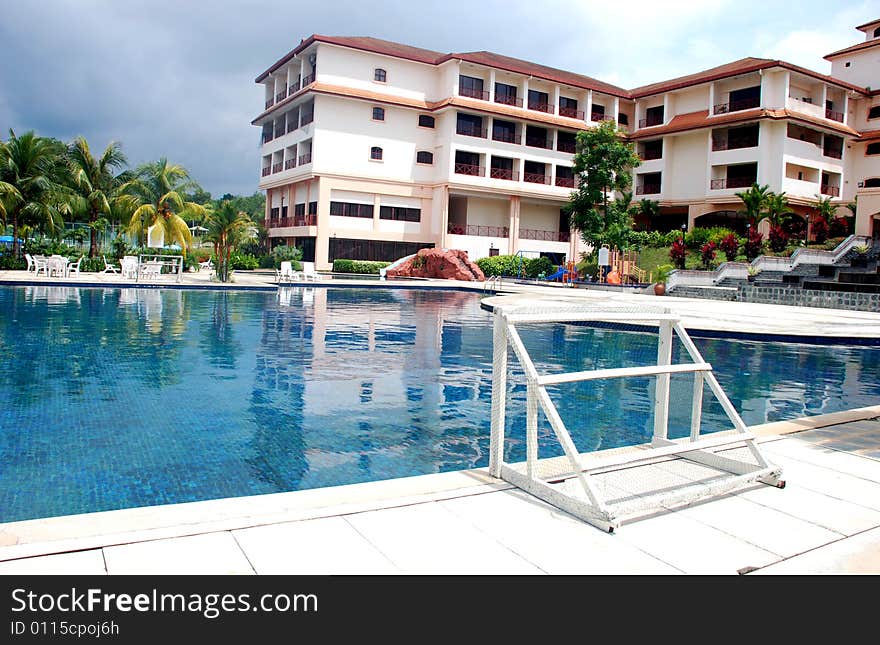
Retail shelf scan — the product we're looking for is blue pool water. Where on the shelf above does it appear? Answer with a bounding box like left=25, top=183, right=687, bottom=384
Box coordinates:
left=0, top=285, right=878, bottom=523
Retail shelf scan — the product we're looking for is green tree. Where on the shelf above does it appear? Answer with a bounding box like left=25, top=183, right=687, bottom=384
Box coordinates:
left=120, top=158, right=203, bottom=251
left=764, top=191, right=793, bottom=227
left=565, top=120, right=641, bottom=246
left=0, top=130, right=68, bottom=256
left=66, top=137, right=129, bottom=257
left=734, top=183, right=772, bottom=225
left=635, top=198, right=660, bottom=227
left=205, top=200, right=256, bottom=282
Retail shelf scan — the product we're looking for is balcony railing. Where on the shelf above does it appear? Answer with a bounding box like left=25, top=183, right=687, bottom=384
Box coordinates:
left=559, top=106, right=584, bottom=119
left=494, top=94, right=523, bottom=108
left=825, top=108, right=844, bottom=122
left=275, top=87, right=287, bottom=103
left=272, top=162, right=283, bottom=174
left=287, top=120, right=298, bottom=134
left=289, top=79, right=301, bottom=95
left=590, top=111, right=613, bottom=122
left=447, top=223, right=508, bottom=237
left=711, top=136, right=759, bottom=151
left=301, top=72, right=316, bottom=87
left=261, top=167, right=271, bottom=177
left=265, top=97, right=275, bottom=110
left=525, top=136, right=553, bottom=150
left=262, top=132, right=274, bottom=144
left=520, top=228, right=570, bottom=242
left=555, top=176, right=575, bottom=188
left=640, top=149, right=662, bottom=160
left=528, top=102, right=554, bottom=114
left=489, top=167, right=519, bottom=181
left=820, top=184, right=840, bottom=197
left=298, top=152, right=312, bottom=165
left=713, top=97, right=761, bottom=114
left=459, top=86, right=489, bottom=101
left=710, top=177, right=756, bottom=190
left=456, top=125, right=487, bottom=138
left=636, top=184, right=661, bottom=195
left=557, top=140, right=576, bottom=153
left=300, top=111, right=314, bottom=126
left=523, top=172, right=550, bottom=185
left=284, top=158, right=296, bottom=170
left=823, top=147, right=843, bottom=159
left=638, top=116, right=664, bottom=128
left=454, top=163, right=485, bottom=177
left=492, top=130, right=520, bottom=144
left=294, top=214, right=317, bottom=227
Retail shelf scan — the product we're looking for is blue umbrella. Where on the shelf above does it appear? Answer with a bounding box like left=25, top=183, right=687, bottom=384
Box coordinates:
left=0, top=236, right=23, bottom=244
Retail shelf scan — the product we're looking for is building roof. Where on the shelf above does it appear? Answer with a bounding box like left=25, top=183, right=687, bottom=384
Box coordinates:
left=855, top=18, right=880, bottom=30
left=858, top=129, right=880, bottom=142
left=824, top=38, right=880, bottom=60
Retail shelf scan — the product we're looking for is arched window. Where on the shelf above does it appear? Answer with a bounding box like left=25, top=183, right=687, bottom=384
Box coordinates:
left=372, top=106, right=385, bottom=121
left=874, top=27, right=880, bottom=38
left=867, top=142, right=880, bottom=155
left=869, top=105, right=880, bottom=120
left=374, top=68, right=387, bottom=82
left=416, top=151, right=434, bottom=165
left=865, top=177, right=880, bottom=188
left=370, top=146, right=383, bottom=161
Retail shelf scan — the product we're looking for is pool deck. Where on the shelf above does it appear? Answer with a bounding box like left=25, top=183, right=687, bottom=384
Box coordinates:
left=1, top=406, right=879, bottom=575
left=1, top=270, right=879, bottom=574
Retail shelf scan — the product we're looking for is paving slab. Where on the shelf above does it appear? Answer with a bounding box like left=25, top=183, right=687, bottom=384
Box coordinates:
left=0, top=549, right=106, bottom=575
left=103, top=533, right=254, bottom=575
left=750, top=527, right=880, bottom=574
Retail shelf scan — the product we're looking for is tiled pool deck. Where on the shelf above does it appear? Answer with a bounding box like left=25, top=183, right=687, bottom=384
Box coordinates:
left=1, top=270, right=879, bottom=574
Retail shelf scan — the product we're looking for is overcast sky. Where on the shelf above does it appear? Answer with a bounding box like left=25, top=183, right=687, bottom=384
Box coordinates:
left=1, top=0, right=877, bottom=196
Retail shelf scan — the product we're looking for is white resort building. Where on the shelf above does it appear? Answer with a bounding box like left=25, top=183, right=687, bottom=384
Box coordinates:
left=253, top=19, right=880, bottom=270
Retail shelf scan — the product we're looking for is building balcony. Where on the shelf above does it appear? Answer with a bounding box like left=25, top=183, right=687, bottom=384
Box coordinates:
left=528, top=102, right=554, bottom=114
left=298, top=152, right=312, bottom=165
left=525, top=136, right=553, bottom=150
left=520, top=228, right=570, bottom=242
left=640, top=149, right=663, bottom=161
left=820, top=184, right=840, bottom=197
left=559, top=106, right=584, bottom=119
left=261, top=167, right=271, bottom=177
left=456, top=125, right=488, bottom=138
left=447, top=223, right=508, bottom=237
left=287, top=121, right=298, bottom=135
left=823, top=147, right=843, bottom=159
left=454, top=163, right=485, bottom=177
left=272, top=162, right=283, bottom=174
left=301, top=72, right=316, bottom=87
left=591, top=111, right=613, bottom=122
left=489, top=167, right=519, bottom=181
left=713, top=97, right=760, bottom=114
left=710, top=177, right=755, bottom=190
left=825, top=108, right=844, bottom=123
left=289, top=79, right=301, bottom=95
left=492, top=130, right=520, bottom=144
left=523, top=172, right=550, bottom=185
left=262, top=132, right=274, bottom=144
left=557, top=140, right=576, bottom=153
left=275, top=87, right=287, bottom=103
left=636, top=184, right=661, bottom=195
left=638, top=116, right=664, bottom=128
left=294, top=214, right=317, bottom=227
left=555, top=176, right=575, bottom=188
left=300, top=111, right=314, bottom=126
left=711, top=136, right=759, bottom=151
left=459, top=87, right=489, bottom=101
left=495, top=94, right=523, bottom=108
left=265, top=97, right=275, bottom=110
left=284, top=158, right=297, bottom=170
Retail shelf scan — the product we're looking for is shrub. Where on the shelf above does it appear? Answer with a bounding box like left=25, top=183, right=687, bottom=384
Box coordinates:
left=578, top=259, right=598, bottom=280
left=669, top=239, right=687, bottom=269
left=228, top=252, right=259, bottom=270
left=829, top=217, right=850, bottom=238
left=271, top=244, right=303, bottom=270
left=258, top=255, right=276, bottom=269
left=0, top=254, right=26, bottom=270
left=700, top=241, right=717, bottom=269
left=331, top=259, right=391, bottom=274
left=684, top=226, right=736, bottom=250
left=626, top=230, right=678, bottom=249
left=744, top=228, right=764, bottom=261
left=476, top=255, right=518, bottom=277
left=79, top=257, right=106, bottom=273
left=524, top=256, right=554, bottom=279
left=812, top=216, right=829, bottom=244
left=23, top=239, right=76, bottom=257
left=111, top=238, right=131, bottom=259
left=719, top=233, right=739, bottom=262
left=768, top=224, right=789, bottom=253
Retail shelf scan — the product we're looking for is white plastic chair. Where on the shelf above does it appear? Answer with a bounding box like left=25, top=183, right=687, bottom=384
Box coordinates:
left=199, top=259, right=213, bottom=273
left=121, top=256, right=138, bottom=279
left=276, top=261, right=295, bottom=282
left=102, top=256, right=119, bottom=274
left=33, top=255, right=49, bottom=277
left=66, top=256, right=83, bottom=278
left=302, top=261, right=321, bottom=281
left=25, top=253, right=35, bottom=272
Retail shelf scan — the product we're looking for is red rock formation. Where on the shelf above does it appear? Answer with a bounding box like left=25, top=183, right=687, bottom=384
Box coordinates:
left=385, top=248, right=485, bottom=281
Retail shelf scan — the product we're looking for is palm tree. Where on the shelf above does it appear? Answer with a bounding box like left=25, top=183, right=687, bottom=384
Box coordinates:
left=0, top=130, right=68, bottom=256
left=120, top=158, right=203, bottom=252
left=66, top=137, right=129, bottom=257
left=734, top=183, right=772, bottom=225
left=764, top=192, right=793, bottom=227
left=814, top=195, right=838, bottom=222
left=205, top=200, right=256, bottom=282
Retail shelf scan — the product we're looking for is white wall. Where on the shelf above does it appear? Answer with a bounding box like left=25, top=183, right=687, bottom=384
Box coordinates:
left=446, top=234, right=507, bottom=261
left=670, top=86, right=708, bottom=115
left=520, top=202, right=560, bottom=231
left=664, top=132, right=708, bottom=199
left=466, top=196, right=509, bottom=227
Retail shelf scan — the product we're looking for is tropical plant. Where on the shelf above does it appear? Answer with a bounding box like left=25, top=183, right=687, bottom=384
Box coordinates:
left=120, top=158, right=204, bottom=252
left=565, top=120, right=641, bottom=246
left=700, top=241, right=717, bottom=269
left=635, top=199, right=660, bottom=224
left=812, top=196, right=838, bottom=244
left=764, top=192, right=793, bottom=227
left=768, top=224, right=788, bottom=252
left=0, top=130, right=68, bottom=256
left=734, top=183, right=772, bottom=225
left=744, top=227, right=764, bottom=261
left=669, top=238, right=687, bottom=269
left=719, top=233, right=739, bottom=262
left=204, top=200, right=256, bottom=282
left=65, top=137, right=129, bottom=257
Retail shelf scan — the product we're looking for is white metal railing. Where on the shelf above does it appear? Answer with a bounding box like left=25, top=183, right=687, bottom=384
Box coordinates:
left=488, top=304, right=783, bottom=532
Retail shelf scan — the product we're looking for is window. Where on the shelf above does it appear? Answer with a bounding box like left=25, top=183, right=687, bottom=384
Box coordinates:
left=418, top=114, right=435, bottom=128
left=416, top=151, right=433, bottom=164
left=845, top=61, right=851, bottom=68
left=867, top=142, right=880, bottom=156
left=308, top=201, right=317, bottom=215
left=294, top=203, right=305, bottom=217
left=864, top=177, right=880, bottom=188
left=618, top=113, right=629, bottom=125
left=380, top=206, right=421, bottom=222
left=329, top=201, right=374, bottom=218
left=528, top=89, right=550, bottom=111
left=370, top=146, right=383, bottom=160
left=869, top=106, right=880, bottom=120
left=458, top=75, right=485, bottom=99
left=374, top=68, right=387, bottom=82
left=372, top=107, right=385, bottom=121
left=874, top=27, right=880, bottom=38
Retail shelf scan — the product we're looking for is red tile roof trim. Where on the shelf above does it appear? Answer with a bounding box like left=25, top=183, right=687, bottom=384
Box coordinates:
left=824, top=38, right=880, bottom=60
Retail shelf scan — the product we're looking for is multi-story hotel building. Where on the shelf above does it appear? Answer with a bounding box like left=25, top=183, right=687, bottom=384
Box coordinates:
left=253, top=20, right=880, bottom=270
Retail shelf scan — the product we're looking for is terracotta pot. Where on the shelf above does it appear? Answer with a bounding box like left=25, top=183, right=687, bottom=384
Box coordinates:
left=653, top=283, right=666, bottom=296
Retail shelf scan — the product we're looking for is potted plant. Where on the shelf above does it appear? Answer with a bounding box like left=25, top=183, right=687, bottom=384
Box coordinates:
left=747, top=266, right=759, bottom=283
left=851, top=244, right=870, bottom=268
left=653, top=264, right=673, bottom=296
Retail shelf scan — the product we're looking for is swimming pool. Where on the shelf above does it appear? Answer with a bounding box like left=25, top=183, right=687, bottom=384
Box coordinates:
left=1, top=285, right=878, bottom=523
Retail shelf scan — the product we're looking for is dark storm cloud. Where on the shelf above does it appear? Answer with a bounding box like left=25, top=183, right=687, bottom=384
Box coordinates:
left=0, top=0, right=858, bottom=195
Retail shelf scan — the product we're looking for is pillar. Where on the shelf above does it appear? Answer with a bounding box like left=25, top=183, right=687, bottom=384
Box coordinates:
left=315, top=178, right=332, bottom=271
left=489, top=69, right=496, bottom=103
left=508, top=195, right=520, bottom=255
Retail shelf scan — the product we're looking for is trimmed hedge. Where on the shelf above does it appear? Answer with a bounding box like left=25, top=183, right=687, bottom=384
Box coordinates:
left=332, top=259, right=391, bottom=274
left=476, top=254, right=555, bottom=278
